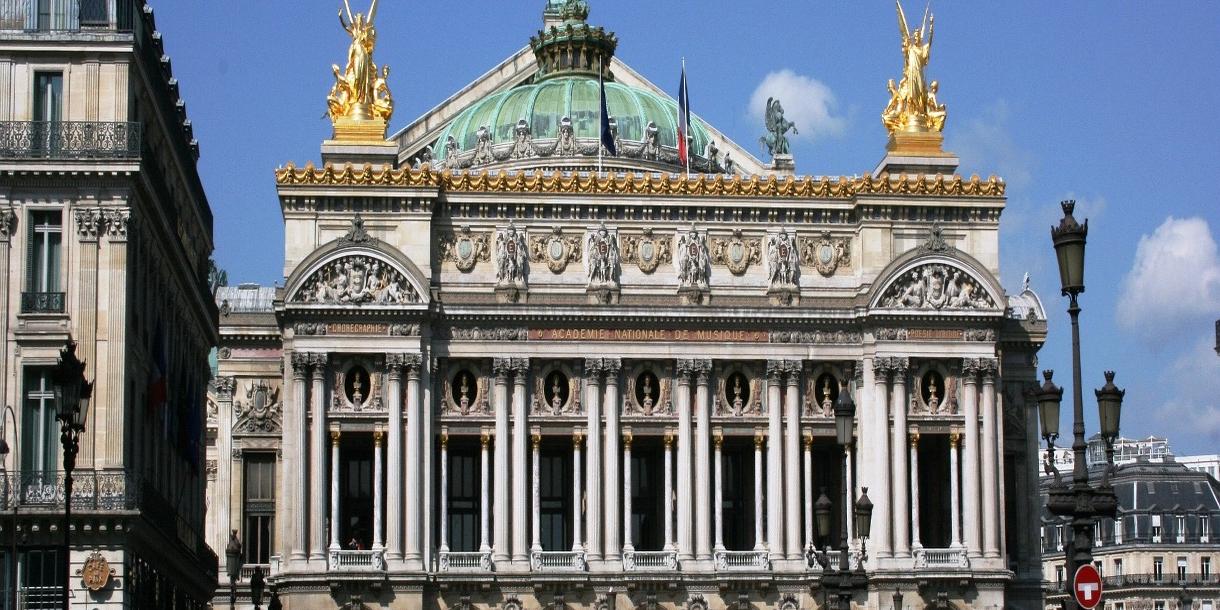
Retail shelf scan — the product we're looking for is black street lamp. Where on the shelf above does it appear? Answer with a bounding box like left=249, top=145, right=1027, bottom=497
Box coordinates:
left=0, top=404, right=18, bottom=610
left=225, top=530, right=242, bottom=610
left=806, top=379, right=872, bottom=610
left=1042, top=200, right=1124, bottom=610
left=52, top=340, right=91, bottom=610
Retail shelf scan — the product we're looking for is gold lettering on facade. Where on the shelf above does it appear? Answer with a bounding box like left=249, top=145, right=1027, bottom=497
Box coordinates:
left=908, top=328, right=963, bottom=340
left=327, top=322, right=390, bottom=335
left=527, top=328, right=769, bottom=343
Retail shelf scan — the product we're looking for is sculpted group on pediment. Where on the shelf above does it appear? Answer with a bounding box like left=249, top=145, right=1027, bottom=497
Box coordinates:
left=294, top=255, right=420, bottom=305
left=878, top=263, right=997, bottom=310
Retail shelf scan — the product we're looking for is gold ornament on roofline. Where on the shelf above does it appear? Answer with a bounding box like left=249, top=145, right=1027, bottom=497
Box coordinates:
left=327, top=0, right=392, bottom=142
left=882, top=1, right=947, bottom=137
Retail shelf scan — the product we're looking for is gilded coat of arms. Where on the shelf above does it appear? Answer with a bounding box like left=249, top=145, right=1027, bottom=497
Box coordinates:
left=82, top=551, right=114, bottom=592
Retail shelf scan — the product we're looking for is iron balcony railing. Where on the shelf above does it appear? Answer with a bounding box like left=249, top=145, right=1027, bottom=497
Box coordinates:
left=0, top=0, right=136, bottom=32
left=20, top=291, right=65, bottom=314
left=0, top=469, right=140, bottom=511
left=0, top=121, right=141, bottom=160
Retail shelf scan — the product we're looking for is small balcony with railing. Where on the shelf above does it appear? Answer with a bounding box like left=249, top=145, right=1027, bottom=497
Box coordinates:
left=0, top=121, right=141, bottom=161
left=713, top=549, right=771, bottom=572
left=0, top=0, right=137, bottom=34
left=19, top=291, right=65, bottom=314
left=328, top=548, right=386, bottom=573
left=437, top=550, right=493, bottom=573
left=530, top=549, right=587, bottom=572
left=0, top=468, right=139, bottom=511
left=622, top=549, right=679, bottom=572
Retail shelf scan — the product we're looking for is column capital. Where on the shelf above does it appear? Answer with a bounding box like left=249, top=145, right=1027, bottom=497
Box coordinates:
left=214, top=376, right=236, bottom=400
left=309, top=353, right=329, bottom=380
left=374, top=430, right=384, bottom=446
left=765, top=359, right=785, bottom=381
left=493, top=357, right=513, bottom=381
left=531, top=432, right=542, bottom=450
left=74, top=207, right=103, bottom=242
left=713, top=428, right=723, bottom=449
left=439, top=430, right=448, bottom=449
left=782, top=360, right=801, bottom=386
left=623, top=429, right=633, bottom=448
left=602, top=357, right=623, bottom=377
left=510, top=357, right=531, bottom=378
left=481, top=430, right=491, bottom=449
left=674, top=359, right=695, bottom=381
left=330, top=428, right=341, bottom=444
left=403, top=354, right=423, bottom=380
left=873, top=356, right=893, bottom=380
left=385, top=353, right=407, bottom=379
left=0, top=208, right=15, bottom=241
left=909, top=429, right=920, bottom=447
left=663, top=431, right=675, bottom=449
left=754, top=432, right=765, bottom=450
left=978, top=358, right=999, bottom=384
left=889, top=356, right=911, bottom=378
left=950, top=431, right=961, bottom=447
left=853, top=360, right=864, bottom=384
left=573, top=429, right=584, bottom=448
left=803, top=430, right=813, bottom=450
left=290, top=352, right=311, bottom=378
left=584, top=358, right=604, bottom=377
left=960, top=357, right=982, bottom=382
left=693, top=359, right=713, bottom=385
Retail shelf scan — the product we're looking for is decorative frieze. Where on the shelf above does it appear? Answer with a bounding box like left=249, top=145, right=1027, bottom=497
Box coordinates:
left=293, top=255, right=421, bottom=305
left=439, top=226, right=491, bottom=272
left=768, top=329, right=862, bottom=344
left=447, top=327, right=528, bottom=341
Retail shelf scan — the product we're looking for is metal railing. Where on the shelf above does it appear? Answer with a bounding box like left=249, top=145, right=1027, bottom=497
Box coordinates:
left=622, top=549, right=678, bottom=571
left=913, top=547, right=970, bottom=569
left=238, top=563, right=269, bottom=581
left=530, top=550, right=587, bottom=571
left=328, top=549, right=385, bottom=572
left=1100, top=573, right=1220, bottom=587
left=0, top=0, right=136, bottom=32
left=0, top=121, right=141, bottom=159
left=437, top=550, right=493, bottom=572
left=0, top=469, right=139, bottom=511
left=19, top=291, right=64, bottom=314
left=714, top=549, right=770, bottom=571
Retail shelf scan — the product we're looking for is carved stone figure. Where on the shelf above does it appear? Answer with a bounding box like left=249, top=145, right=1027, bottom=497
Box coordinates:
left=723, top=151, right=734, bottom=174
left=294, top=255, right=419, bottom=305
left=878, top=263, right=997, bottom=310
left=767, top=230, right=799, bottom=287
left=529, top=227, right=582, bottom=273
left=510, top=119, right=534, bottom=159
left=556, top=116, right=577, bottom=156
left=621, top=229, right=672, bottom=274
left=710, top=232, right=761, bottom=276
left=472, top=125, right=494, bottom=165
left=759, top=97, right=797, bottom=157
left=586, top=224, right=620, bottom=288
left=704, top=140, right=720, bottom=170
left=641, top=122, right=660, bottom=160
left=440, top=226, right=491, bottom=272
left=495, top=223, right=528, bottom=287
left=676, top=228, right=710, bottom=289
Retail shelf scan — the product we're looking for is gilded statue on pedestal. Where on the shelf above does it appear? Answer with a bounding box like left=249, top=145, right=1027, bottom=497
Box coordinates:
left=328, top=0, right=393, bottom=124
left=882, top=1, right=946, bottom=133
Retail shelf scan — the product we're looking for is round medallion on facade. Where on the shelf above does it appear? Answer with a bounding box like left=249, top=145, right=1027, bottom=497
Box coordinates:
left=818, top=243, right=834, bottom=265
left=82, top=551, right=113, bottom=592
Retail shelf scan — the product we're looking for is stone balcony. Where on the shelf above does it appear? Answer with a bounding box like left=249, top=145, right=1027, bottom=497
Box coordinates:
left=328, top=549, right=386, bottom=573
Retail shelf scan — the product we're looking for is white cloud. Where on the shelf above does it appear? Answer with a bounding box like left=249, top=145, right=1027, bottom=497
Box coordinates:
left=1144, top=336, right=1220, bottom=454
left=947, top=100, right=1034, bottom=189
left=748, top=70, right=847, bottom=142
left=1116, top=216, right=1220, bottom=346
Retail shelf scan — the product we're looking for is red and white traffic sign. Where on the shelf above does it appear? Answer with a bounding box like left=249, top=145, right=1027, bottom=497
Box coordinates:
left=1074, top=564, right=1104, bottom=610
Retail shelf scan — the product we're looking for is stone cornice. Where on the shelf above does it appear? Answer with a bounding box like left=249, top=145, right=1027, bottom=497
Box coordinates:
left=275, top=163, right=1005, bottom=199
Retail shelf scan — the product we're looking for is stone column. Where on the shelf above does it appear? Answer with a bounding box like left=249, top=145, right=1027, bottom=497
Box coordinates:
left=290, top=354, right=310, bottom=561
left=309, top=354, right=328, bottom=563
left=950, top=431, right=963, bottom=549
left=675, top=360, right=694, bottom=561
left=664, top=430, right=675, bottom=551
left=961, top=359, right=982, bottom=558
left=694, top=359, right=713, bottom=562
left=603, top=358, right=623, bottom=562
left=753, top=432, right=766, bottom=551
left=480, top=430, right=491, bottom=553
left=909, top=431, right=921, bottom=550
left=803, top=430, right=814, bottom=553
left=384, top=355, right=405, bottom=562
left=404, top=356, right=424, bottom=566
left=783, top=361, right=802, bottom=559
left=872, top=358, right=893, bottom=558
left=713, top=429, right=725, bottom=553
left=765, top=360, right=784, bottom=561
left=531, top=432, right=542, bottom=553
left=584, top=358, right=604, bottom=560
left=980, top=359, right=1000, bottom=558
left=329, top=428, right=341, bottom=551
left=492, top=358, right=512, bottom=563
left=439, top=431, right=449, bottom=553
left=891, top=358, right=910, bottom=557
left=845, top=444, right=855, bottom=542
left=374, top=429, right=385, bottom=550
left=623, top=430, right=635, bottom=554
left=511, top=358, right=530, bottom=563
left=573, top=431, right=584, bottom=552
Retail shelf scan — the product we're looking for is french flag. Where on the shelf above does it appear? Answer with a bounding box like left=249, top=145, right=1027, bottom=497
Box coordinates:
left=147, top=321, right=167, bottom=417
left=677, top=63, right=690, bottom=170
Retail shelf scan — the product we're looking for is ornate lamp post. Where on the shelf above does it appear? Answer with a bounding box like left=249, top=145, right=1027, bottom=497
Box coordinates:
left=0, top=404, right=18, bottom=610
left=807, top=380, right=873, bottom=610
left=1040, top=200, right=1124, bottom=610
left=225, top=530, right=242, bottom=610
left=52, top=340, right=91, bottom=610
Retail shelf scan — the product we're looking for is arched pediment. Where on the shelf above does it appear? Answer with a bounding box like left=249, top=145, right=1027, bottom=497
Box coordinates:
left=284, top=241, right=429, bottom=308
left=868, top=247, right=1004, bottom=313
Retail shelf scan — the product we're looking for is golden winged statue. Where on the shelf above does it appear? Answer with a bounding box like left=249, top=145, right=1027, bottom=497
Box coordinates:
left=328, top=0, right=393, bottom=125
left=882, top=1, right=946, bottom=134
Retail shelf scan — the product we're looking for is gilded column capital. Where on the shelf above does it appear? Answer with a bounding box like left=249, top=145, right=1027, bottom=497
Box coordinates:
left=623, top=430, right=633, bottom=449
left=330, top=429, right=342, bottom=444
left=803, top=430, right=813, bottom=450
left=439, top=431, right=448, bottom=450
left=531, top=432, right=542, bottom=450
left=754, top=433, right=765, bottom=450
left=909, top=430, right=921, bottom=447
left=713, top=430, right=724, bottom=450
left=103, top=208, right=131, bottom=241
left=290, top=352, right=311, bottom=379
left=572, top=430, right=584, bottom=448
left=663, top=431, right=675, bottom=449
left=481, top=430, right=491, bottom=449
left=949, top=431, right=961, bottom=447
left=374, top=430, right=384, bottom=446
left=492, top=357, right=513, bottom=381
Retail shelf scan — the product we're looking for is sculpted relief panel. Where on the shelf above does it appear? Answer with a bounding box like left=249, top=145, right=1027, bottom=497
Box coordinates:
left=234, top=380, right=282, bottom=434
left=294, top=255, right=420, bottom=305
left=878, top=263, right=997, bottom=310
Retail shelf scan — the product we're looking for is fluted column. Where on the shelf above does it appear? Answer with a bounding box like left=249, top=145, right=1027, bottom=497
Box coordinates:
left=480, top=431, right=491, bottom=553
left=845, top=444, right=855, bottom=541
left=384, top=355, right=405, bottom=561
left=713, top=429, right=725, bottom=553
left=374, top=429, right=384, bottom=550
left=603, top=358, right=623, bottom=561
left=329, top=428, right=341, bottom=551
left=871, top=358, right=892, bottom=558
left=290, top=353, right=310, bottom=562
left=309, top=354, right=328, bottom=563
left=961, top=359, right=982, bottom=558
left=664, top=430, right=675, bottom=551
left=783, top=361, right=802, bottom=559
left=803, top=431, right=814, bottom=553
left=980, top=359, right=1000, bottom=558
left=675, top=360, right=694, bottom=561
left=531, top=432, right=542, bottom=553
left=950, top=431, right=963, bottom=549
left=754, top=432, right=766, bottom=551
left=623, top=431, right=635, bottom=554
left=511, top=358, right=530, bottom=563
left=890, top=358, right=910, bottom=557
left=765, top=360, right=784, bottom=560
left=439, top=431, right=449, bottom=553
left=694, top=359, right=713, bottom=562
left=909, top=431, right=922, bottom=550
left=573, top=431, right=584, bottom=552
left=404, top=356, right=423, bottom=566
left=492, top=358, right=512, bottom=563
left=584, top=358, right=604, bottom=560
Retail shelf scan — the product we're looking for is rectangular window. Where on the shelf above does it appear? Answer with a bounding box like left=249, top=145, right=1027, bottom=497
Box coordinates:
left=1201, top=557, right=1211, bottom=579
left=538, top=443, right=572, bottom=551
left=1154, top=557, right=1164, bottom=581
left=1114, top=557, right=1123, bottom=577
left=446, top=443, right=480, bottom=552
left=1179, top=557, right=1189, bottom=581
left=629, top=440, right=664, bottom=551
left=1202, top=517, right=1210, bottom=542
left=1055, top=565, right=1064, bottom=586
left=1115, top=516, right=1124, bottom=544
left=26, top=211, right=62, bottom=295
left=1115, top=603, right=1125, bottom=610
left=19, top=547, right=64, bottom=609
left=1178, top=516, right=1187, bottom=542
left=242, top=453, right=275, bottom=565
left=21, top=368, right=58, bottom=474
left=1094, top=560, right=1103, bottom=576
left=1155, top=603, right=1165, bottom=610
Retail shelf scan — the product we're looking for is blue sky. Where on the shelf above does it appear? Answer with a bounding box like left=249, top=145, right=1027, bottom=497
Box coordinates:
left=152, top=2, right=1220, bottom=455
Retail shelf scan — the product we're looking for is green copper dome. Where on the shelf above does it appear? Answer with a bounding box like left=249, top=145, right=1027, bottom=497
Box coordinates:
left=431, top=76, right=713, bottom=166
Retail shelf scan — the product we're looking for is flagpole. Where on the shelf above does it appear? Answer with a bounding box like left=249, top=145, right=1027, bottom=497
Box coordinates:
left=682, top=57, right=690, bottom=179
left=598, top=57, right=604, bottom=176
